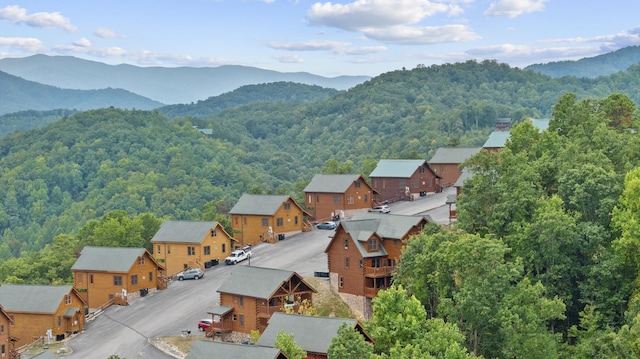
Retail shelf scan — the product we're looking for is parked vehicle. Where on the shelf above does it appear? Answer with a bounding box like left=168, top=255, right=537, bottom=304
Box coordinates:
left=369, top=204, right=390, bottom=213
left=176, top=268, right=204, bottom=280
left=197, top=319, right=212, bottom=331
left=224, top=246, right=252, bottom=264
left=317, top=221, right=337, bottom=230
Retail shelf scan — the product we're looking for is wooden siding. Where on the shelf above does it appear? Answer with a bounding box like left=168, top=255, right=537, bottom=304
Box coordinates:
left=153, top=224, right=233, bottom=276
left=305, top=181, right=373, bottom=221
left=8, top=290, right=85, bottom=348
left=0, top=309, right=16, bottom=359
left=431, top=163, right=463, bottom=188
left=371, top=166, right=439, bottom=203
left=232, top=199, right=307, bottom=246
left=219, top=293, right=259, bottom=335
left=73, top=251, right=159, bottom=308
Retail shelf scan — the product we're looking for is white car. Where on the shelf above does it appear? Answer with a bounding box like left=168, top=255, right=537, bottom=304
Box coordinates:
left=369, top=204, right=390, bottom=213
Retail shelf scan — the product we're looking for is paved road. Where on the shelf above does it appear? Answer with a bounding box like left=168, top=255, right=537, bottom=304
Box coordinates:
left=57, top=188, right=454, bottom=359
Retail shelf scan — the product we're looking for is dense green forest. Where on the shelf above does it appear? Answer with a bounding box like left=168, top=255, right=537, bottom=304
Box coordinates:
left=3, top=59, right=640, bottom=357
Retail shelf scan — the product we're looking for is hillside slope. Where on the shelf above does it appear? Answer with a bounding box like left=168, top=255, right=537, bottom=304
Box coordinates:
left=0, top=70, right=163, bottom=115
left=0, top=55, right=370, bottom=104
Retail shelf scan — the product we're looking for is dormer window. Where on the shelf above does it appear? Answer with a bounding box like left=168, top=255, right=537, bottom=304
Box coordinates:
left=368, top=238, right=379, bottom=251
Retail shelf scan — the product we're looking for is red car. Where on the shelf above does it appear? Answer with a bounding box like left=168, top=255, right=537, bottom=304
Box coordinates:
left=197, top=319, right=212, bottom=331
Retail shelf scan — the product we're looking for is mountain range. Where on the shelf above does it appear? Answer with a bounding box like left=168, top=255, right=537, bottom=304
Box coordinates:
left=0, top=55, right=370, bottom=105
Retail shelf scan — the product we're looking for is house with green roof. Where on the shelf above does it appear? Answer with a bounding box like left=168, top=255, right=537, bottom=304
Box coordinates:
left=368, top=159, right=440, bottom=203
left=229, top=195, right=311, bottom=247
left=303, top=174, right=377, bottom=222
left=0, top=305, right=18, bottom=359
left=71, top=246, right=164, bottom=308
left=428, top=147, right=481, bottom=187
left=325, top=212, right=430, bottom=315
left=186, top=340, right=288, bottom=359
left=150, top=220, right=236, bottom=276
left=482, top=131, right=511, bottom=152
left=0, top=284, right=86, bottom=348
left=216, top=266, right=316, bottom=334
left=256, top=312, right=373, bottom=359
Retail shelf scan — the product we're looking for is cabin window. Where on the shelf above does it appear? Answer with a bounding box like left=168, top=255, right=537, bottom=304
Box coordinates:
left=204, top=246, right=211, bottom=255
left=65, top=295, right=72, bottom=305
left=76, top=273, right=83, bottom=285
left=235, top=216, right=239, bottom=225
left=440, top=165, right=445, bottom=174
left=243, top=217, right=247, bottom=225
left=211, top=230, right=217, bottom=237
left=355, top=181, right=361, bottom=188
left=157, top=245, right=161, bottom=254
left=238, top=296, right=244, bottom=307
left=131, top=275, right=138, bottom=285
left=149, top=272, right=153, bottom=282
left=277, top=218, right=283, bottom=227
left=138, top=257, right=145, bottom=265
left=382, top=180, right=386, bottom=189
left=419, top=166, right=426, bottom=173
left=339, top=277, right=343, bottom=288
left=365, top=194, right=368, bottom=203
left=345, top=256, right=349, bottom=268
left=295, top=216, right=299, bottom=225
left=188, top=246, right=195, bottom=256
left=222, top=243, right=226, bottom=253
left=239, top=314, right=244, bottom=327
left=316, top=195, right=320, bottom=203
left=369, top=238, right=379, bottom=251
left=371, top=258, right=381, bottom=268
left=113, top=276, right=123, bottom=286
left=399, top=180, right=406, bottom=188
left=168, top=245, right=171, bottom=254
left=1, top=324, right=4, bottom=333
left=262, top=218, right=269, bottom=226
left=58, top=316, right=62, bottom=327
left=334, top=195, right=340, bottom=204
left=2, top=344, right=5, bottom=356
left=359, top=259, right=363, bottom=269
left=347, top=195, right=354, bottom=204
left=427, top=179, right=433, bottom=187
left=90, top=274, right=93, bottom=284
left=343, top=238, right=349, bottom=249
left=233, top=314, right=237, bottom=321
left=284, top=203, right=291, bottom=210
left=413, top=179, right=419, bottom=188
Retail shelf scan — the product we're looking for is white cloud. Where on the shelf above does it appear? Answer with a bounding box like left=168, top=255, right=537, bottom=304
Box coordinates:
left=483, top=0, right=547, bottom=18
left=267, top=39, right=387, bottom=55
left=0, top=5, right=77, bottom=31
left=94, top=27, right=125, bottom=39
left=0, top=37, right=46, bottom=52
left=308, top=0, right=451, bottom=31
left=73, top=38, right=91, bottom=48
left=274, top=54, right=304, bottom=63
left=365, top=24, right=479, bottom=44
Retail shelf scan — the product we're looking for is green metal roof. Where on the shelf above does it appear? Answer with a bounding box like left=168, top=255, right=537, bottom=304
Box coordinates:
left=454, top=168, right=474, bottom=187
left=303, top=174, right=362, bottom=193
left=256, top=312, right=363, bottom=354
left=217, top=266, right=315, bottom=299
left=71, top=246, right=147, bottom=272
left=369, top=159, right=427, bottom=178
left=482, top=131, right=511, bottom=148
left=531, top=118, right=550, bottom=131
left=186, top=340, right=285, bottom=359
left=429, top=147, right=481, bottom=164
left=229, top=194, right=295, bottom=215
left=0, top=284, right=74, bottom=313
left=150, top=220, right=221, bottom=243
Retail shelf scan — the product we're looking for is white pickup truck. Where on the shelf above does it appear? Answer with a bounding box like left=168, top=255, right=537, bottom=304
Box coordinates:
left=224, top=246, right=252, bottom=265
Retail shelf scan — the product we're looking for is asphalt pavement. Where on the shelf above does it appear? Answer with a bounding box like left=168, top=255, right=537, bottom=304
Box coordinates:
left=41, top=188, right=455, bottom=359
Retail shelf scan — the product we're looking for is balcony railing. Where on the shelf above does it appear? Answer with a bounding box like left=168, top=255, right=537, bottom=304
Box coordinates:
left=258, top=305, right=282, bottom=317
left=364, top=265, right=395, bottom=277
left=209, top=321, right=233, bottom=333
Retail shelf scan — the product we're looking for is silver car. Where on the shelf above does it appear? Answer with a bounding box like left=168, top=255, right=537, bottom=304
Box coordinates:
left=177, top=268, right=204, bottom=280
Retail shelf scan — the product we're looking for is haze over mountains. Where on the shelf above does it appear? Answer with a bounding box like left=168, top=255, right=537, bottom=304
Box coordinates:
left=0, top=55, right=370, bottom=105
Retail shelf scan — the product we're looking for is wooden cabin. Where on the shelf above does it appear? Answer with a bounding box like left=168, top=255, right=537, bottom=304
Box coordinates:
left=325, top=213, right=430, bottom=315
left=303, top=174, right=377, bottom=222
left=256, top=312, right=373, bottom=359
left=71, top=247, right=165, bottom=309
left=229, top=195, right=311, bottom=247
left=216, top=266, right=316, bottom=335
left=151, top=220, right=236, bottom=276
left=428, top=147, right=481, bottom=188
left=0, top=305, right=18, bottom=359
left=368, top=160, right=440, bottom=203
left=0, top=284, right=86, bottom=348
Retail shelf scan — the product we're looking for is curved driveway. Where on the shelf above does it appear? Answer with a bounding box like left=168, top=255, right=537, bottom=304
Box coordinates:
left=62, top=188, right=454, bottom=358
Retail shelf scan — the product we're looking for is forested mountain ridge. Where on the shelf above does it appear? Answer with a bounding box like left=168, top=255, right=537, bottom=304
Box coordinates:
left=0, top=70, right=163, bottom=115
left=0, top=54, right=370, bottom=104
left=157, top=82, right=341, bottom=119
left=525, top=45, right=640, bottom=78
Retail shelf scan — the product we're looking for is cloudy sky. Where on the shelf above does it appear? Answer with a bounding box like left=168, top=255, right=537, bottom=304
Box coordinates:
left=1, top=0, right=639, bottom=77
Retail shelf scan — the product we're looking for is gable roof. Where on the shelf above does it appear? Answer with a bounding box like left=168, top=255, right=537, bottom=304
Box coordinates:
left=229, top=194, right=305, bottom=216
left=150, top=220, right=227, bottom=244
left=454, top=168, right=474, bottom=188
left=428, top=147, right=482, bottom=164
left=331, top=213, right=430, bottom=258
left=369, top=159, right=429, bottom=178
left=303, top=174, right=369, bottom=193
left=71, top=246, right=153, bottom=272
left=186, top=340, right=287, bottom=359
left=0, top=284, right=78, bottom=313
left=217, top=266, right=316, bottom=299
left=482, top=131, right=511, bottom=148
left=530, top=118, right=550, bottom=131
left=256, top=313, right=370, bottom=354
